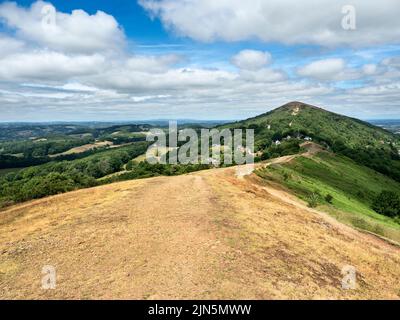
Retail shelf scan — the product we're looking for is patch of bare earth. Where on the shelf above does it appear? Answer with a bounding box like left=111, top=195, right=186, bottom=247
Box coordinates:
left=49, top=141, right=113, bottom=157
left=0, top=164, right=399, bottom=299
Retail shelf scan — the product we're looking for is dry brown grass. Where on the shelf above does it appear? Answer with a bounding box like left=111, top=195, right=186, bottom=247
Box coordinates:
left=49, top=141, right=113, bottom=157
left=0, top=165, right=399, bottom=299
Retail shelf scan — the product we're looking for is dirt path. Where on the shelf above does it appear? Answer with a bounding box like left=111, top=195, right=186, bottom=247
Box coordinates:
left=1, top=164, right=400, bottom=299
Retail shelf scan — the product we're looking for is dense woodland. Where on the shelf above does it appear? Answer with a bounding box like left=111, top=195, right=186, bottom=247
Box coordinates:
left=0, top=142, right=149, bottom=205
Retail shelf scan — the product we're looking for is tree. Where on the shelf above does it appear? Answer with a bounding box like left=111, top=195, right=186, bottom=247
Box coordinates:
left=372, top=191, right=400, bottom=218
left=261, top=150, right=271, bottom=160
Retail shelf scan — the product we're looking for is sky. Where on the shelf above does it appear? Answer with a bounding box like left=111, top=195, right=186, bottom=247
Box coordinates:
left=0, top=0, right=399, bottom=121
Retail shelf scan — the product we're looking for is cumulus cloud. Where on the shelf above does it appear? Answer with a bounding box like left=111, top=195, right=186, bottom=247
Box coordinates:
left=126, top=54, right=183, bottom=73
left=0, top=51, right=106, bottom=81
left=0, top=1, right=125, bottom=54
left=383, top=56, right=400, bottom=69
left=139, top=0, right=400, bottom=47
left=297, top=58, right=345, bottom=80
left=297, top=58, right=376, bottom=82
left=238, top=68, right=286, bottom=83
left=87, top=67, right=237, bottom=92
left=231, top=50, right=271, bottom=70
left=362, top=64, right=377, bottom=75
left=0, top=35, right=25, bottom=57
left=0, top=1, right=399, bottom=120
left=352, top=82, right=400, bottom=96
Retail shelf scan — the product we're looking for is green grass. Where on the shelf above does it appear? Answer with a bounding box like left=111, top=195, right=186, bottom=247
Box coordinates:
left=256, top=152, right=400, bottom=242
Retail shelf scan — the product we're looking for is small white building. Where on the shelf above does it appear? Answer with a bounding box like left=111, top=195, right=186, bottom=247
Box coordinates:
left=304, top=136, right=312, bottom=141
left=275, top=140, right=281, bottom=145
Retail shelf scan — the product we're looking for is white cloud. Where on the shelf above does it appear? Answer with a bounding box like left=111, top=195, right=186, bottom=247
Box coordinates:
left=60, top=83, right=100, bottom=92
left=131, top=94, right=171, bottom=102
left=0, top=51, right=106, bottom=81
left=87, top=67, right=237, bottom=92
left=239, top=68, right=286, bottom=83
left=362, top=64, right=377, bottom=75
left=358, top=57, right=400, bottom=84
left=352, top=83, right=400, bottom=96
left=21, top=82, right=100, bottom=92
left=297, top=58, right=345, bottom=80
left=126, top=54, right=183, bottom=73
left=0, top=1, right=125, bottom=54
left=139, top=0, right=400, bottom=47
left=0, top=35, right=25, bottom=57
left=383, top=56, right=400, bottom=69
left=231, top=50, right=271, bottom=70
left=0, top=1, right=399, bottom=120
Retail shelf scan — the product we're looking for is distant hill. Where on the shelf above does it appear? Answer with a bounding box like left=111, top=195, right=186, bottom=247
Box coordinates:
left=221, top=101, right=400, bottom=181
left=369, top=119, right=400, bottom=134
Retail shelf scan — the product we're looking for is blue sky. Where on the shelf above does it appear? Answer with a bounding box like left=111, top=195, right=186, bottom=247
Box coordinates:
left=0, top=0, right=399, bottom=121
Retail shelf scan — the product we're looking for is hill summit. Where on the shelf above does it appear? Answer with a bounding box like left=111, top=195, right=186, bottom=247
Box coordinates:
left=275, top=101, right=325, bottom=112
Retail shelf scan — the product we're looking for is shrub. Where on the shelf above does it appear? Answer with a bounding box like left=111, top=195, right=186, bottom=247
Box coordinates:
left=351, top=217, right=369, bottom=230
left=373, top=225, right=385, bottom=236
left=307, top=192, right=319, bottom=208
left=325, top=194, right=333, bottom=204
left=261, top=150, right=271, bottom=160
left=372, top=191, right=400, bottom=218
left=356, top=190, right=365, bottom=199
left=283, top=172, right=290, bottom=181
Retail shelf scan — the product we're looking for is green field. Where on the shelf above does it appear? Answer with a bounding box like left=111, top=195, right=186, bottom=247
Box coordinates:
left=256, top=151, right=400, bottom=242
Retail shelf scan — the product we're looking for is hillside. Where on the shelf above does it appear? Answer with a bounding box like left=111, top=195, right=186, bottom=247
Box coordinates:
left=1, top=163, right=400, bottom=299
left=256, top=146, right=400, bottom=242
left=221, top=101, right=400, bottom=181
left=227, top=101, right=398, bottom=149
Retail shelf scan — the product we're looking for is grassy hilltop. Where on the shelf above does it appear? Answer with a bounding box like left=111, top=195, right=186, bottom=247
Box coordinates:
left=221, top=101, right=400, bottom=181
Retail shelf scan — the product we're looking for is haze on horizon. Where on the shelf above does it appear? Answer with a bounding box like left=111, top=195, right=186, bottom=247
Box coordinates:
left=0, top=0, right=399, bottom=122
